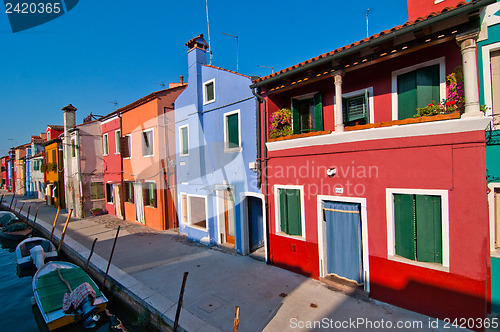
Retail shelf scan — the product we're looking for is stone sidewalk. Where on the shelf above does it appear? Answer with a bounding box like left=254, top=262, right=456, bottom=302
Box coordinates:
left=1, top=192, right=463, bottom=332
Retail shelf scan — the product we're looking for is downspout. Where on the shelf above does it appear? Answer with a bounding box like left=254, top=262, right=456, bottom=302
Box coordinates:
left=75, top=130, right=84, bottom=217
left=252, top=87, right=270, bottom=263
left=119, top=112, right=125, bottom=220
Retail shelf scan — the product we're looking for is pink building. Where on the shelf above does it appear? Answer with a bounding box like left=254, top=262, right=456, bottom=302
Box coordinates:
left=99, top=112, right=123, bottom=217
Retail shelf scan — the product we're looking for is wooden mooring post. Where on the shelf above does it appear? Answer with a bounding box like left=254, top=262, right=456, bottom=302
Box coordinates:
left=57, top=209, right=72, bottom=252
left=233, top=306, right=240, bottom=332
left=18, top=202, right=24, bottom=214
left=26, top=206, right=30, bottom=221
left=0, top=194, right=4, bottom=206
left=173, top=272, right=189, bottom=332
left=85, top=238, right=98, bottom=271
left=31, top=207, right=39, bottom=236
left=49, top=207, right=60, bottom=242
left=102, top=226, right=120, bottom=290
left=9, top=193, right=15, bottom=210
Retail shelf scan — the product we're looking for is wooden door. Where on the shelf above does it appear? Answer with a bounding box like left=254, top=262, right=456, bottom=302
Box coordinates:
left=224, top=189, right=235, bottom=245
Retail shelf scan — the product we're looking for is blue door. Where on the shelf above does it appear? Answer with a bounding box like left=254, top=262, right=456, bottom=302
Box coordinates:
left=323, top=201, right=363, bottom=284
left=248, top=196, right=264, bottom=251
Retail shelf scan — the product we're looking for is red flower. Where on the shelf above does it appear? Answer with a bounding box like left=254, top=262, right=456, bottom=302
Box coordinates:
left=446, top=100, right=456, bottom=106
left=428, top=103, right=433, bottom=107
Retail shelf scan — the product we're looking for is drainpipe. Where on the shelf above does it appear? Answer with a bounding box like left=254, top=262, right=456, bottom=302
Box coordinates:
left=75, top=130, right=84, bottom=217
left=119, top=112, right=124, bottom=220
left=252, top=87, right=270, bottom=263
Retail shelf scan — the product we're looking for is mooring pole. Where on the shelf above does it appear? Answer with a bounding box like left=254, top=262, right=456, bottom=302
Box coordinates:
left=85, top=238, right=98, bottom=271
left=0, top=194, right=4, bottom=206
left=233, top=306, right=240, bottom=332
left=31, top=207, right=39, bottom=236
left=19, top=202, right=24, bottom=214
left=102, top=226, right=120, bottom=290
left=9, top=193, right=15, bottom=210
left=57, top=209, right=73, bottom=252
left=50, top=207, right=60, bottom=242
left=173, top=272, right=189, bottom=332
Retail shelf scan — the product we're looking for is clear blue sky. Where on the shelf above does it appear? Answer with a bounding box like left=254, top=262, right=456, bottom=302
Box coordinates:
left=0, top=0, right=408, bottom=156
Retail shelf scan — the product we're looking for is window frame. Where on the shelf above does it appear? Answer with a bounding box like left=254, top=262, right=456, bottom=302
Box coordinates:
left=106, top=182, right=113, bottom=203
left=123, top=134, right=132, bottom=159
left=341, top=87, right=374, bottom=126
left=115, top=130, right=121, bottom=155
left=223, top=109, right=242, bottom=152
left=71, top=138, right=76, bottom=158
left=179, top=125, right=189, bottom=157
left=386, top=188, right=449, bottom=270
left=90, top=182, right=105, bottom=200
left=186, top=194, right=208, bottom=231
left=203, top=78, right=216, bottom=105
left=391, top=57, right=446, bottom=120
left=141, top=128, right=154, bottom=157
left=103, top=133, right=109, bottom=156
left=290, top=92, right=323, bottom=134
left=124, top=181, right=134, bottom=203
left=487, top=183, right=500, bottom=257
left=144, top=180, right=157, bottom=208
left=274, top=184, right=306, bottom=240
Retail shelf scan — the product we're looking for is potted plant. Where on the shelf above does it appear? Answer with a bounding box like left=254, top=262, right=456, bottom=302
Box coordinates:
left=90, top=208, right=103, bottom=216
left=269, top=108, right=292, bottom=139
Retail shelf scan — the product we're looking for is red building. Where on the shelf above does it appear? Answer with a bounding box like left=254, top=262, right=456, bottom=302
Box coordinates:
left=99, top=113, right=123, bottom=217
left=251, top=0, right=492, bottom=324
left=46, top=125, right=64, bottom=141
left=1, top=155, right=8, bottom=190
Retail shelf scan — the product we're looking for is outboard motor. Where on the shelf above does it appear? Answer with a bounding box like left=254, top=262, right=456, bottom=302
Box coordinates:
left=29, top=245, right=46, bottom=270
left=76, top=296, right=99, bottom=328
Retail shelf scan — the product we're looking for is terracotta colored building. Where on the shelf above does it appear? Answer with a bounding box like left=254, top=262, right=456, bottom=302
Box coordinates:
left=251, top=0, right=492, bottom=323
left=1, top=155, right=8, bottom=190
left=121, top=84, right=186, bottom=230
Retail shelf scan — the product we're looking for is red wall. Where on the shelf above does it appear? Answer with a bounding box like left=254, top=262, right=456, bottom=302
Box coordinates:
left=101, top=117, right=121, bottom=216
left=407, top=0, right=465, bottom=21
left=265, top=130, right=488, bottom=321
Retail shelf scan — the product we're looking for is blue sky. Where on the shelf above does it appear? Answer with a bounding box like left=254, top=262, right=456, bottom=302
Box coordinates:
left=0, top=0, right=408, bottom=156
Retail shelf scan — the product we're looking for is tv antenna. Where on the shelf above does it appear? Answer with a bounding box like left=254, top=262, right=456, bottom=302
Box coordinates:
left=206, top=0, right=213, bottom=65
left=222, top=32, right=238, bottom=72
left=107, top=101, right=118, bottom=107
left=366, top=8, right=373, bottom=38
left=258, top=65, right=274, bottom=74
left=156, top=82, right=166, bottom=88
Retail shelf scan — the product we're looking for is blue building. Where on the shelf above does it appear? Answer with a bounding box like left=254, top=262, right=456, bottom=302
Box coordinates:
left=174, top=35, right=265, bottom=255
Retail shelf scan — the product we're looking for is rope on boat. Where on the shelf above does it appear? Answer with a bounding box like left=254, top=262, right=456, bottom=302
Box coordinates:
left=56, top=268, right=72, bottom=292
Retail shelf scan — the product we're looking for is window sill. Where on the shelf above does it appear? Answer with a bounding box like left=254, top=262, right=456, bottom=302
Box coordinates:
left=203, top=99, right=215, bottom=106
left=275, top=232, right=306, bottom=241
left=187, top=224, right=208, bottom=232
left=142, top=154, right=154, bottom=158
left=268, top=130, right=332, bottom=142
left=145, top=205, right=157, bottom=209
left=125, top=201, right=134, bottom=205
left=491, top=249, right=500, bottom=258
left=345, top=112, right=461, bottom=132
left=387, top=255, right=449, bottom=272
left=224, top=147, right=242, bottom=153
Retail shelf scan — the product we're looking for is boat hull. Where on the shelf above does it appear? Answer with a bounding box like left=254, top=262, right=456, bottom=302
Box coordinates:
left=33, top=261, right=108, bottom=331
left=15, top=237, right=57, bottom=269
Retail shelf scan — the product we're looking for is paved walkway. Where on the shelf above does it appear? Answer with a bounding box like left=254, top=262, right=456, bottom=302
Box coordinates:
left=1, top=192, right=462, bottom=331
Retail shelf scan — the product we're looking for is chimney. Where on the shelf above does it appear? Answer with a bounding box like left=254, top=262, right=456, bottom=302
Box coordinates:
left=186, top=34, right=209, bottom=69
left=62, top=104, right=77, bottom=131
left=180, top=75, right=184, bottom=85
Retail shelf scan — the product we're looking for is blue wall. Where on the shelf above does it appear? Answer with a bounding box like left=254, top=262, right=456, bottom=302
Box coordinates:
left=175, top=44, right=259, bottom=253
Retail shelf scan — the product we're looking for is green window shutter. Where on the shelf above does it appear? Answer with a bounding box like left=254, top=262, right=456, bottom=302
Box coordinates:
left=286, top=189, right=302, bottom=236
left=313, top=92, right=323, bottom=131
left=342, top=97, right=349, bottom=124
left=398, top=71, right=418, bottom=120
left=291, top=99, right=300, bottom=134
left=364, top=89, right=370, bottom=123
left=416, top=64, right=440, bottom=108
left=279, top=189, right=288, bottom=233
left=394, top=194, right=416, bottom=260
left=415, top=195, right=442, bottom=263
left=227, top=113, right=239, bottom=148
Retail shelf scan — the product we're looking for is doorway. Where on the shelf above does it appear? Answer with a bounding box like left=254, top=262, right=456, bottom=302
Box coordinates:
left=247, top=196, right=264, bottom=252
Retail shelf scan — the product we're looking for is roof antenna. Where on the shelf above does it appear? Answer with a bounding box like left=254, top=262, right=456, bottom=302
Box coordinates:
left=222, top=32, right=238, bottom=72
left=156, top=82, right=166, bottom=88
left=366, top=8, right=372, bottom=38
left=258, top=65, right=274, bottom=74
left=206, top=0, right=213, bottom=65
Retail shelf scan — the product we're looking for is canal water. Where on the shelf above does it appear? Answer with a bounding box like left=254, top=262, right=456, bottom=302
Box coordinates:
left=0, top=234, right=160, bottom=332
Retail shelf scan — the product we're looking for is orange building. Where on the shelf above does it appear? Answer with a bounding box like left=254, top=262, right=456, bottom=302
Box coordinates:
left=120, top=84, right=186, bottom=230
left=44, top=138, right=65, bottom=209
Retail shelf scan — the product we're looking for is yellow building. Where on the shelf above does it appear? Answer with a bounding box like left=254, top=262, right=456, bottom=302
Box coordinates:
left=44, top=138, right=65, bottom=209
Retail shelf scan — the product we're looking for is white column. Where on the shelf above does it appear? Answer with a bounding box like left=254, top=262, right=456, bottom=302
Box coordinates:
left=457, top=31, right=483, bottom=118
left=333, top=70, right=345, bottom=132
